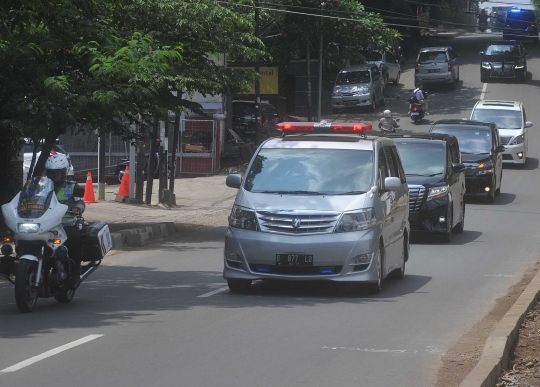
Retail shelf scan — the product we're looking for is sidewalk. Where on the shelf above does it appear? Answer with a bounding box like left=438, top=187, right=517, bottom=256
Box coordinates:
left=83, top=176, right=235, bottom=234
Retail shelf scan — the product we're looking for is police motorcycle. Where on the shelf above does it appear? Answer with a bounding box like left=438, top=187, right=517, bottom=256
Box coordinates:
left=0, top=176, right=112, bottom=313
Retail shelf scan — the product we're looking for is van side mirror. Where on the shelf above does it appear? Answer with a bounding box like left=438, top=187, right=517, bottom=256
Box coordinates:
left=495, top=145, right=506, bottom=153
left=452, top=163, right=465, bottom=172
left=525, top=121, right=533, bottom=128
left=226, top=174, right=242, bottom=189
left=384, top=177, right=402, bottom=192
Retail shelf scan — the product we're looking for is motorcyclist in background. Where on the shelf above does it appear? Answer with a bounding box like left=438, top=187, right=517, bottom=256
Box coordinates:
left=478, top=9, right=489, bottom=25
left=379, top=110, right=400, bottom=133
left=45, top=154, right=86, bottom=288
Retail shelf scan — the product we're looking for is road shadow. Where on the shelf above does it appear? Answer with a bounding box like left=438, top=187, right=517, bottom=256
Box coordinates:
left=503, top=157, right=539, bottom=171
left=0, top=265, right=433, bottom=337
left=410, top=230, right=483, bottom=245
left=465, top=192, right=517, bottom=206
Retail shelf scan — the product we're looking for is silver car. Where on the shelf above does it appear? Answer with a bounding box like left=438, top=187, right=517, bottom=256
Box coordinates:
left=415, top=46, right=460, bottom=90
left=332, top=64, right=386, bottom=113
left=223, top=121, right=410, bottom=294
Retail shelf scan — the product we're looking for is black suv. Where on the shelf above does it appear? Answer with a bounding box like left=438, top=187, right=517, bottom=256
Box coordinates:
left=232, top=100, right=282, bottom=143
left=389, top=134, right=466, bottom=242
left=430, top=120, right=505, bottom=204
left=503, top=9, right=539, bottom=41
left=479, top=40, right=528, bottom=82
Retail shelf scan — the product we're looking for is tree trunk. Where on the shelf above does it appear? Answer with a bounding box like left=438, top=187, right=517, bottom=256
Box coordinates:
left=135, top=116, right=147, bottom=203
left=306, top=41, right=312, bottom=122
left=145, top=116, right=160, bottom=204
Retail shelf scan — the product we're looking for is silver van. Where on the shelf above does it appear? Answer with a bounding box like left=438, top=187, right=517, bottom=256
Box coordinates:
left=415, top=46, right=460, bottom=89
left=223, top=121, right=410, bottom=294
left=331, top=64, right=386, bottom=113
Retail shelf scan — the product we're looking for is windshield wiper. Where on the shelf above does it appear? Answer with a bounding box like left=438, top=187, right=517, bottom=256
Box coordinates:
left=259, top=190, right=326, bottom=195
left=334, top=190, right=367, bottom=195
left=406, top=173, right=441, bottom=177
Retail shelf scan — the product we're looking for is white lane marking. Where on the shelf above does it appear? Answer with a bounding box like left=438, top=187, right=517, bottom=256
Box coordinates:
left=0, top=334, right=103, bottom=374
left=322, top=346, right=445, bottom=355
left=197, top=286, right=229, bottom=298
left=484, top=274, right=517, bottom=278
left=480, top=82, right=488, bottom=100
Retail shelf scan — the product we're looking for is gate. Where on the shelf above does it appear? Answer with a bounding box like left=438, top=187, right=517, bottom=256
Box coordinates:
left=179, top=119, right=216, bottom=175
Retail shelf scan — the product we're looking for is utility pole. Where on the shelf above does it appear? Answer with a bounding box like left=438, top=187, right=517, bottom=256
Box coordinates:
left=255, top=0, right=261, bottom=145
left=98, top=130, right=106, bottom=200
left=145, top=116, right=159, bottom=204
left=317, top=5, right=324, bottom=122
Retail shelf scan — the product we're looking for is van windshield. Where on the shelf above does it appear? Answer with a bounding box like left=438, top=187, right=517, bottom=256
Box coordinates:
left=431, top=126, right=491, bottom=154
left=359, top=51, right=383, bottom=61
left=471, top=109, right=522, bottom=129
left=419, top=52, right=448, bottom=64
left=394, top=143, right=445, bottom=176
left=335, top=71, right=370, bottom=85
left=245, top=148, right=373, bottom=195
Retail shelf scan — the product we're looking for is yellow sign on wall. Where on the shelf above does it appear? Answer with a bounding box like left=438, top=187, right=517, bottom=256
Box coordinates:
left=235, top=67, right=279, bottom=95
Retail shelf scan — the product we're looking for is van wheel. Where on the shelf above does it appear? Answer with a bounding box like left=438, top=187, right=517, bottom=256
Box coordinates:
left=391, top=237, right=407, bottom=280
left=366, top=242, right=383, bottom=294
left=495, top=173, right=502, bottom=195
left=227, top=279, right=252, bottom=293
left=454, top=202, right=465, bottom=234
left=443, top=208, right=453, bottom=242
left=394, top=72, right=401, bottom=84
left=486, top=178, right=496, bottom=203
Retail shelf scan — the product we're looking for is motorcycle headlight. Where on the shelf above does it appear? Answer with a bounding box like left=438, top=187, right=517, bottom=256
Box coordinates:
left=228, top=205, right=259, bottom=231
left=509, top=134, right=524, bottom=145
left=476, top=160, right=493, bottom=175
left=335, top=208, right=376, bottom=233
left=426, top=186, right=449, bottom=201
left=18, top=223, right=40, bottom=233
left=481, top=62, right=491, bottom=69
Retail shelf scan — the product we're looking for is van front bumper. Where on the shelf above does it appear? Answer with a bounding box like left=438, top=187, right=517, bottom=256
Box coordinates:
left=223, top=227, right=382, bottom=283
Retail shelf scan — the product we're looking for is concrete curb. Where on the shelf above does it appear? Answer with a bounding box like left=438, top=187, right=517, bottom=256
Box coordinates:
left=109, top=222, right=177, bottom=249
left=459, top=269, right=540, bottom=387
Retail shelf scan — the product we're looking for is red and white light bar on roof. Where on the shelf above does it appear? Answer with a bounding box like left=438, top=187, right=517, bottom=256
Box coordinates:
left=276, top=121, right=372, bottom=134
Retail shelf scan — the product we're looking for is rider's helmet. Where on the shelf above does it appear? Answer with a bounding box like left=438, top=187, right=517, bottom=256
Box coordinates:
left=383, top=109, right=392, bottom=118
left=45, top=153, right=70, bottom=187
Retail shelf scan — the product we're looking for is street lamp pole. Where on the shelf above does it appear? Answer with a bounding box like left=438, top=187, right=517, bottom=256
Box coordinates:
left=255, top=0, right=261, bottom=145
left=317, top=5, right=323, bottom=122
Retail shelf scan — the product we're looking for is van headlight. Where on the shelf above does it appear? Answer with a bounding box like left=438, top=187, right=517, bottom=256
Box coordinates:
left=18, top=223, right=40, bottom=233
left=426, top=186, right=449, bottom=201
left=332, top=91, right=340, bottom=96
left=476, top=160, right=493, bottom=175
left=515, top=62, right=525, bottom=69
left=481, top=62, right=491, bottom=69
left=509, top=134, right=524, bottom=145
left=228, top=205, right=259, bottom=231
left=335, top=208, right=376, bottom=233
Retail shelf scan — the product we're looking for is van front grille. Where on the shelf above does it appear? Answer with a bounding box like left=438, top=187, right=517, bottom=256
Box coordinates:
left=256, top=210, right=340, bottom=235
left=408, top=185, right=426, bottom=212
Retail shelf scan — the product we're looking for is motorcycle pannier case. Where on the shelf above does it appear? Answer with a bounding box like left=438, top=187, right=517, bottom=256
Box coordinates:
left=81, top=221, right=113, bottom=261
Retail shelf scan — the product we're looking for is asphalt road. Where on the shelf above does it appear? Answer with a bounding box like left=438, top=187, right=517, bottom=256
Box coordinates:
left=2, top=33, right=540, bottom=387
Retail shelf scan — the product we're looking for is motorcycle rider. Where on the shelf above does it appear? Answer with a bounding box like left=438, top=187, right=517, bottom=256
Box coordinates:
left=409, top=82, right=429, bottom=115
left=45, top=153, right=85, bottom=288
left=379, top=109, right=400, bottom=133
left=478, top=9, right=489, bottom=25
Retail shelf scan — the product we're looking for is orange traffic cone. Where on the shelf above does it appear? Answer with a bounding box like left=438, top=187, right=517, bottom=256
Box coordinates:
left=117, top=166, right=130, bottom=197
left=83, top=172, right=99, bottom=203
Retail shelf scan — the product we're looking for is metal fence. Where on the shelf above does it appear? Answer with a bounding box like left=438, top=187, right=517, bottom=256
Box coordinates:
left=179, top=119, right=216, bottom=175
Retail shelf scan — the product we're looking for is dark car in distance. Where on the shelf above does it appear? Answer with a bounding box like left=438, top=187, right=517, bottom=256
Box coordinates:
left=430, top=120, right=505, bottom=204
left=388, top=134, right=466, bottom=242
left=479, top=40, right=528, bottom=82
left=232, top=100, right=282, bottom=143
left=503, top=8, right=539, bottom=41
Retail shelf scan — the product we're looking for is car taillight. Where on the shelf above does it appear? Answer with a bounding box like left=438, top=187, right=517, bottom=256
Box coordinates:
left=415, top=62, right=419, bottom=74
left=448, top=60, right=453, bottom=71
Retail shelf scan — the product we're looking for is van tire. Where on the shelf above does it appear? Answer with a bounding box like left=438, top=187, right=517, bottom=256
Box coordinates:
left=227, top=279, right=252, bottom=293
left=366, top=242, right=384, bottom=294
left=369, top=95, right=376, bottom=112
left=443, top=208, right=453, bottom=242
left=454, top=202, right=465, bottom=234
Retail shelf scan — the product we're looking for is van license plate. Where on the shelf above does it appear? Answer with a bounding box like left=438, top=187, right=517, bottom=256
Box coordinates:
left=428, top=69, right=440, bottom=73
left=276, top=254, right=313, bottom=266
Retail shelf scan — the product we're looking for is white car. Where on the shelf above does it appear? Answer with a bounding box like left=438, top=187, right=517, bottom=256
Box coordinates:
left=470, top=100, right=533, bottom=167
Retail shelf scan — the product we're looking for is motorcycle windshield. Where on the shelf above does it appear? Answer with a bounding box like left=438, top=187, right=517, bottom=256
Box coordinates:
left=17, top=177, right=54, bottom=219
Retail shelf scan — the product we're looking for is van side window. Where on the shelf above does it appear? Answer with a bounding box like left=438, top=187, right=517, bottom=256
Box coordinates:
left=384, top=147, right=399, bottom=178
left=391, top=147, right=407, bottom=184
left=449, top=143, right=460, bottom=164
left=378, top=150, right=389, bottom=191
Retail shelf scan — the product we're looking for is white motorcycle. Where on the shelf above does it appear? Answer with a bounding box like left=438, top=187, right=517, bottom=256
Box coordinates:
left=0, top=176, right=112, bottom=312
